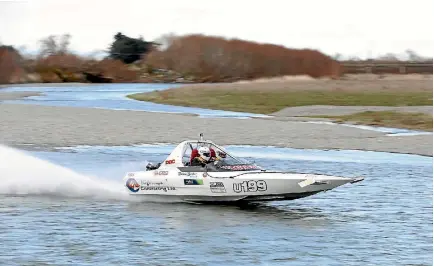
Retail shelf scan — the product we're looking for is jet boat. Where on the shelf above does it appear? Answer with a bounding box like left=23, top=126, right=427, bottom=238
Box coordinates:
left=123, top=134, right=364, bottom=203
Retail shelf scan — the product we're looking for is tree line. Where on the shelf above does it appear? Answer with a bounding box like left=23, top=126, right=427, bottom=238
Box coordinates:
left=0, top=32, right=431, bottom=84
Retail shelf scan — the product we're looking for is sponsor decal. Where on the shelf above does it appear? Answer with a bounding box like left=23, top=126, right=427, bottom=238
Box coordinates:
left=233, top=180, right=267, bottom=193
left=184, top=179, right=204, bottom=185
left=141, top=186, right=176, bottom=192
left=140, top=180, right=175, bottom=192
left=141, top=180, right=164, bottom=186
left=178, top=172, right=196, bottom=177
left=220, top=165, right=260, bottom=171
left=210, top=181, right=226, bottom=193
left=154, top=170, right=168, bottom=176
left=165, top=159, right=175, bottom=164
left=126, top=178, right=140, bottom=193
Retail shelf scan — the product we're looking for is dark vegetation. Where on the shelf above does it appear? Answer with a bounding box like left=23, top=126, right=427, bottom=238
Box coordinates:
left=108, top=32, right=157, bottom=64
left=0, top=32, right=432, bottom=84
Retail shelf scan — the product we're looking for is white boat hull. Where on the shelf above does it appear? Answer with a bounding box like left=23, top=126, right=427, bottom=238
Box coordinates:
left=124, top=170, right=362, bottom=203
left=122, top=137, right=364, bottom=204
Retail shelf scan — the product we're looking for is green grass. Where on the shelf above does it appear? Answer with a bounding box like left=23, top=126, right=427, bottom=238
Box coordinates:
left=313, top=111, right=433, bottom=131
left=127, top=90, right=433, bottom=114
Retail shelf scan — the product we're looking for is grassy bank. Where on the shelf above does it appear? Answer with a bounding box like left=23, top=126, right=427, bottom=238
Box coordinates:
left=127, top=84, right=433, bottom=114
left=313, top=111, right=433, bottom=131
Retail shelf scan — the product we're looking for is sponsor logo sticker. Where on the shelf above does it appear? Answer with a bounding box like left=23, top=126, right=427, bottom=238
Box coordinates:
left=210, top=181, right=226, bottom=193
left=184, top=179, right=204, bottom=185
left=140, top=180, right=175, bottom=192
left=126, top=178, right=140, bottom=193
left=154, top=171, right=168, bottom=176
left=178, top=172, right=196, bottom=177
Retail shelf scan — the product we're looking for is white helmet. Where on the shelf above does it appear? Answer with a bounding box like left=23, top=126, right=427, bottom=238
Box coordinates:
left=198, top=146, right=211, bottom=161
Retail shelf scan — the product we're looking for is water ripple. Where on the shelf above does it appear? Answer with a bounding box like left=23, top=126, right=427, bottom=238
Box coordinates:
left=0, top=145, right=432, bottom=265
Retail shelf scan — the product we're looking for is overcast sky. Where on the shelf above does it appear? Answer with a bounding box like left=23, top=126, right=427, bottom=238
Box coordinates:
left=1, top=0, right=433, bottom=59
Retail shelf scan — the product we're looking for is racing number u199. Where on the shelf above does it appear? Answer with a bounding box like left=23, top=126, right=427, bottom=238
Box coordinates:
left=233, top=180, right=267, bottom=193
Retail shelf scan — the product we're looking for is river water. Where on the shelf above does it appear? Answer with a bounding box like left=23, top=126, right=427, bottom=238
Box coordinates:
left=0, top=144, right=432, bottom=266
left=0, top=84, right=432, bottom=265
left=1, top=83, right=269, bottom=118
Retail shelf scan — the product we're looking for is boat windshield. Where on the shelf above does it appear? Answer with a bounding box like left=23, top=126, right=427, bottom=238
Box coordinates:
left=182, top=141, right=261, bottom=171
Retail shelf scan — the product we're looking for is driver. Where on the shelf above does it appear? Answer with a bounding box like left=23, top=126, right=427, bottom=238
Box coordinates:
left=191, top=146, right=211, bottom=167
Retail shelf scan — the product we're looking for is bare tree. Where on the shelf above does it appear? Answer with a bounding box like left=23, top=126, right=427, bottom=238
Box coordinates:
left=38, top=34, right=71, bottom=57
left=39, top=35, right=57, bottom=57
left=58, top=34, right=71, bottom=55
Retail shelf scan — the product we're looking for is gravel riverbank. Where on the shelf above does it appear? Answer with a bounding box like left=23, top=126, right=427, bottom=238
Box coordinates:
left=0, top=83, right=92, bottom=88
left=0, top=103, right=431, bottom=156
left=0, top=91, right=42, bottom=100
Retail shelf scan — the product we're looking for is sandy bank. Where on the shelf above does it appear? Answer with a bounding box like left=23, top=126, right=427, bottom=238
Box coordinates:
left=0, top=83, right=95, bottom=89
left=0, top=104, right=431, bottom=156
left=171, top=75, right=432, bottom=92
left=234, top=74, right=433, bottom=83
left=0, top=91, right=42, bottom=101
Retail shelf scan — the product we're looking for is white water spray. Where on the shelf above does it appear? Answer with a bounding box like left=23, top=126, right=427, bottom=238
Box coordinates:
left=0, top=144, right=133, bottom=201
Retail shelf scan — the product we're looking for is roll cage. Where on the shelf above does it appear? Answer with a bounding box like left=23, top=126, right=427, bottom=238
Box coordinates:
left=146, top=135, right=262, bottom=172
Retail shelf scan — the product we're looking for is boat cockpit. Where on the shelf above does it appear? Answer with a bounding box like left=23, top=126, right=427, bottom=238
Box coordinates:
left=146, top=137, right=262, bottom=172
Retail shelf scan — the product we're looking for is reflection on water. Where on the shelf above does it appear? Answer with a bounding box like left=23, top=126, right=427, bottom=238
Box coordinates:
left=127, top=201, right=331, bottom=229
left=0, top=144, right=432, bottom=265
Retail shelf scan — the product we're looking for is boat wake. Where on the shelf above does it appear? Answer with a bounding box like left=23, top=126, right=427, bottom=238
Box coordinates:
left=0, top=144, right=136, bottom=202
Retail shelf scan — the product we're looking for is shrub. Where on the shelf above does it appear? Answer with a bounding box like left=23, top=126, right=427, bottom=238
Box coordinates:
left=0, top=46, right=26, bottom=84
left=90, top=59, right=139, bottom=82
left=145, top=34, right=341, bottom=81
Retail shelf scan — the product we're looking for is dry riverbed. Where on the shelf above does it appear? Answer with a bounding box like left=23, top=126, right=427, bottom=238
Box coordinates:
left=0, top=103, right=432, bottom=156
left=0, top=91, right=42, bottom=100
